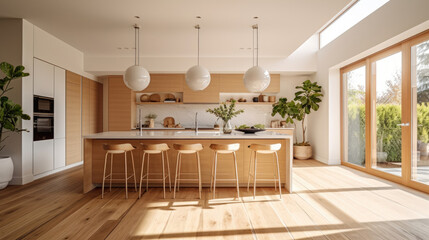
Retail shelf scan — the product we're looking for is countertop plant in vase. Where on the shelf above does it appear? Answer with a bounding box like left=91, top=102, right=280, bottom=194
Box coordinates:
left=207, top=100, right=244, bottom=134
left=271, top=80, right=323, bottom=159
left=0, top=62, right=30, bottom=189
left=145, top=113, right=157, bottom=128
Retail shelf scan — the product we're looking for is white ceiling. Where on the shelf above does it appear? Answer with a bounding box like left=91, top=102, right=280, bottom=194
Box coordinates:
left=0, top=0, right=351, bottom=60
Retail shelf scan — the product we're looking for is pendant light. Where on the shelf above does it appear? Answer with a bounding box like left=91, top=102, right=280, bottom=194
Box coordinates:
left=186, top=24, right=211, bottom=91
left=124, top=24, right=150, bottom=91
left=243, top=24, right=270, bottom=92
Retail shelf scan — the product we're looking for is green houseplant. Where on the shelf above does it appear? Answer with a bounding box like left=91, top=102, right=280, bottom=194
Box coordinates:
left=271, top=80, right=323, bottom=159
left=207, top=100, right=244, bottom=134
left=0, top=62, right=30, bottom=189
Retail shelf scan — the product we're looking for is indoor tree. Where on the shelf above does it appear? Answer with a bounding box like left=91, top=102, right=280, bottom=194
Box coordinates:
left=272, top=80, right=323, bottom=146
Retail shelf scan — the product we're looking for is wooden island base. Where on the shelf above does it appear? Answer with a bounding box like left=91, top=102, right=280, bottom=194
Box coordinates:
left=84, top=138, right=292, bottom=193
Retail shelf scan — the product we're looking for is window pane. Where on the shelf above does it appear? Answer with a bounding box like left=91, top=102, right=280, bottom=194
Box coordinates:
left=373, top=52, right=402, bottom=176
left=412, top=39, right=429, bottom=184
left=320, top=0, right=389, bottom=48
left=343, top=66, right=366, bottom=166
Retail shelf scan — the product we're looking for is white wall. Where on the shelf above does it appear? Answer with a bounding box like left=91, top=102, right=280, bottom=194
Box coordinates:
left=0, top=19, right=23, bottom=182
left=309, top=0, right=429, bottom=164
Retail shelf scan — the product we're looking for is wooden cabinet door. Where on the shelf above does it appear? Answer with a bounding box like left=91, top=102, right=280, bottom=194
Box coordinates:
left=219, top=73, right=280, bottom=93
left=108, top=76, right=132, bottom=131
left=141, top=74, right=184, bottom=93
left=81, top=77, right=90, bottom=136
left=90, top=80, right=103, bottom=133
left=183, top=74, right=220, bottom=103
left=66, top=71, right=81, bottom=165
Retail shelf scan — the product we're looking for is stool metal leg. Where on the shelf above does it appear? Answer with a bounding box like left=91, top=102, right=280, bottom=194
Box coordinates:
left=253, top=152, right=258, bottom=199
left=233, top=152, right=240, bottom=198
left=212, top=152, right=218, bottom=198
left=146, top=154, right=150, bottom=191
left=139, top=152, right=146, bottom=198
left=109, top=153, right=113, bottom=192
left=130, top=151, right=137, bottom=192
left=161, top=151, right=166, bottom=199
left=102, top=152, right=108, bottom=199
left=273, top=153, right=277, bottom=191
left=165, top=151, right=172, bottom=192
left=124, top=152, right=128, bottom=199
left=197, top=152, right=202, bottom=199
left=173, top=153, right=180, bottom=199
left=275, top=152, right=282, bottom=199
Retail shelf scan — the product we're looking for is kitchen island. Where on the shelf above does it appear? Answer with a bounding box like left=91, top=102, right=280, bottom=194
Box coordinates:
left=83, top=130, right=293, bottom=194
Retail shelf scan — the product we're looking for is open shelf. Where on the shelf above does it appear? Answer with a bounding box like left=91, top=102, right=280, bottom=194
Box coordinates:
left=136, top=102, right=183, bottom=105
left=228, top=102, right=274, bottom=105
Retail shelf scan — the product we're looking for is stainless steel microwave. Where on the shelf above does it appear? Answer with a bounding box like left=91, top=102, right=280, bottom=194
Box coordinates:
left=34, top=95, right=54, bottom=114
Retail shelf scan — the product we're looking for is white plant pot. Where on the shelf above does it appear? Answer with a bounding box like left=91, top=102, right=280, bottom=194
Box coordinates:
left=293, top=145, right=312, bottom=160
left=0, top=156, right=13, bottom=190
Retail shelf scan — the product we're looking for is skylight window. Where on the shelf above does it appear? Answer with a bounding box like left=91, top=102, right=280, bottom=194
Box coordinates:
left=320, top=0, right=390, bottom=48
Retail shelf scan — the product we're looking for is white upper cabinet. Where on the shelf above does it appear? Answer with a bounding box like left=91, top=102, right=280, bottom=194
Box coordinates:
left=54, top=67, right=66, bottom=139
left=34, top=58, right=54, bottom=97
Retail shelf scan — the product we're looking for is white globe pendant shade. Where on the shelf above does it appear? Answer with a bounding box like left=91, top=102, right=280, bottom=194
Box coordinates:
left=185, top=65, right=211, bottom=91
left=243, top=66, right=271, bottom=92
left=124, top=65, right=150, bottom=91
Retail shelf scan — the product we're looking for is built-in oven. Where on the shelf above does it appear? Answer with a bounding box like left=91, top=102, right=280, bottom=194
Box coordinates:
left=33, top=113, right=54, bottom=141
left=34, top=95, right=54, bottom=114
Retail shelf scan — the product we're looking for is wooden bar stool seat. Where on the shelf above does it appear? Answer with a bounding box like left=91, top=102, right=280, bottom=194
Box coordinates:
left=209, top=143, right=240, bottom=199
left=102, top=143, right=137, bottom=199
left=139, top=143, right=172, bottom=199
left=173, top=143, right=203, bottom=199
left=247, top=143, right=282, bottom=199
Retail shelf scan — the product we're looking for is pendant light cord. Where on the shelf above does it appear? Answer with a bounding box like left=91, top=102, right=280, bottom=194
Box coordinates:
left=252, top=24, right=259, bottom=67
left=134, top=24, right=140, bottom=66
left=195, top=25, right=200, bottom=66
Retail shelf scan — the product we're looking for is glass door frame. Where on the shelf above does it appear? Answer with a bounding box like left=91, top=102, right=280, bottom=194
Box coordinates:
left=340, top=30, right=429, bottom=194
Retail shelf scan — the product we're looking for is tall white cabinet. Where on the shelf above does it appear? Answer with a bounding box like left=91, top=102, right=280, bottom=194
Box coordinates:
left=33, top=58, right=66, bottom=176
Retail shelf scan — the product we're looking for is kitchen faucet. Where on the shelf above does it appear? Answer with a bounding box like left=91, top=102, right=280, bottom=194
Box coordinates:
left=195, top=112, right=198, bottom=134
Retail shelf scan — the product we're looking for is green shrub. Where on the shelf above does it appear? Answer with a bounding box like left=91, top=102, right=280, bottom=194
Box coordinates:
left=347, top=103, right=429, bottom=163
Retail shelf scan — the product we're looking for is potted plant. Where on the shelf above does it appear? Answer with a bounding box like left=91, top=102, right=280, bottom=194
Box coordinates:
left=271, top=80, right=323, bottom=159
left=145, top=113, right=157, bottom=128
left=207, top=100, right=244, bottom=134
left=0, top=62, right=30, bottom=189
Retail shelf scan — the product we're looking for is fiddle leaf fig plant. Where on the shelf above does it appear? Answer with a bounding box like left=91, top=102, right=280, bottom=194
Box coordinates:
left=272, top=80, right=323, bottom=146
left=0, top=62, right=31, bottom=152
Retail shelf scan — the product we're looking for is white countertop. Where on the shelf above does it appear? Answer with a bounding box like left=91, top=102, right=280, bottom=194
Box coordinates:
left=84, top=130, right=292, bottom=139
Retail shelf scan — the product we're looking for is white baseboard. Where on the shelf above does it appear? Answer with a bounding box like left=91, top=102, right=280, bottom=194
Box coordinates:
left=33, top=161, right=82, bottom=181
left=9, top=174, right=34, bottom=185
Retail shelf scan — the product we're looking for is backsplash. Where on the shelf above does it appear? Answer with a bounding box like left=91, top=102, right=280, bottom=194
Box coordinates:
left=136, top=104, right=285, bottom=128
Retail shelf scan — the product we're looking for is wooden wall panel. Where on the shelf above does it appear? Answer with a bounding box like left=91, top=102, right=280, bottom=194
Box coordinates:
left=141, top=74, right=184, bottom=93
left=66, top=71, right=81, bottom=165
left=219, top=74, right=280, bottom=93
left=108, top=76, right=132, bottom=131
left=183, top=74, right=220, bottom=103
left=89, top=80, right=103, bottom=134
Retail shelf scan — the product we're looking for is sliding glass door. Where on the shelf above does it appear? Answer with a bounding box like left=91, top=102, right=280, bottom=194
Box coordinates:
left=411, top=39, right=429, bottom=184
left=341, top=30, right=429, bottom=193
left=372, top=51, right=403, bottom=176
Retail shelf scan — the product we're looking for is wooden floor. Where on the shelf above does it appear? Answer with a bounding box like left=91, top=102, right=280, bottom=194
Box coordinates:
left=2, top=160, right=429, bottom=240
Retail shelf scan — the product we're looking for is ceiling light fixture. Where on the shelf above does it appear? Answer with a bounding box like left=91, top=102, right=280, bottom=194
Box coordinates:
left=185, top=24, right=211, bottom=91
left=243, top=24, right=270, bottom=92
left=124, top=24, right=150, bottom=91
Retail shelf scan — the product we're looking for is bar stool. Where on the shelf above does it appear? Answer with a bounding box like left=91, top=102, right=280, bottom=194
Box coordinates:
left=247, top=143, right=282, bottom=199
left=173, top=143, right=203, bottom=199
left=102, top=143, right=137, bottom=199
left=209, top=143, right=240, bottom=199
left=139, top=143, right=172, bottom=199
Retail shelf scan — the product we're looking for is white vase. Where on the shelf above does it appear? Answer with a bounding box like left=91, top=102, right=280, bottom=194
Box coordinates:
left=0, top=156, right=13, bottom=190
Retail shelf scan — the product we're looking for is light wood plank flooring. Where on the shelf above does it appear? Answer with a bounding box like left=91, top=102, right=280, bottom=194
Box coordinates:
left=1, top=160, right=429, bottom=239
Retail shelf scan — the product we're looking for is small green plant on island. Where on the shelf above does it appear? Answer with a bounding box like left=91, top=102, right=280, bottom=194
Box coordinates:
left=206, top=100, right=244, bottom=122
left=0, top=62, right=31, bottom=152
left=271, top=80, right=323, bottom=146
